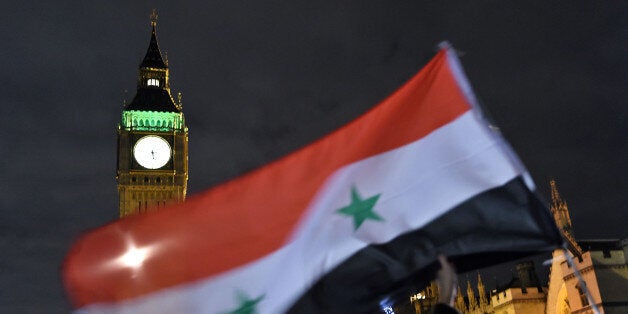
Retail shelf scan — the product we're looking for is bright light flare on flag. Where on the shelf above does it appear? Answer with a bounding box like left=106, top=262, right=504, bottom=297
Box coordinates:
left=105, top=236, right=161, bottom=274
left=117, top=245, right=151, bottom=269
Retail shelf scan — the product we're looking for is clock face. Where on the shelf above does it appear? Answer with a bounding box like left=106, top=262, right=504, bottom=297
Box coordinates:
left=133, top=136, right=171, bottom=169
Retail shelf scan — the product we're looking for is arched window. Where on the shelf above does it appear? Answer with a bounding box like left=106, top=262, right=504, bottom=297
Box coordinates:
left=147, top=78, right=160, bottom=86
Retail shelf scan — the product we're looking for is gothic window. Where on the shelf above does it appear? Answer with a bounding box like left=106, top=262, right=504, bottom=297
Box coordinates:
left=576, top=283, right=589, bottom=307
left=147, top=78, right=160, bottom=86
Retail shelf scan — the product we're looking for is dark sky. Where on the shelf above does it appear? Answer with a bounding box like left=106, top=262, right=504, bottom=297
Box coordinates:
left=1, top=1, right=625, bottom=312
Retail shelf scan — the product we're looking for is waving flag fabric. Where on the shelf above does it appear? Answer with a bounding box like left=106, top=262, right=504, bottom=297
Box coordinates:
left=63, top=45, right=562, bottom=313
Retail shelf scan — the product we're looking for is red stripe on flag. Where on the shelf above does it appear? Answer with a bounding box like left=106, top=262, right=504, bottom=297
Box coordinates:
left=63, top=49, right=471, bottom=307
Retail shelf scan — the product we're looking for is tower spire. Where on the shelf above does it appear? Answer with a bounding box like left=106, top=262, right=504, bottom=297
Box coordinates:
left=126, top=10, right=179, bottom=113
left=150, top=8, right=158, bottom=28
left=550, top=179, right=565, bottom=212
left=454, top=284, right=466, bottom=312
left=549, top=180, right=582, bottom=256
left=140, top=9, right=167, bottom=69
left=477, top=272, right=489, bottom=311
left=466, top=280, right=477, bottom=311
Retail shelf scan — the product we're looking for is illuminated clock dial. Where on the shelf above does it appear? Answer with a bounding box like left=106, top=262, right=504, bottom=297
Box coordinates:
left=133, top=136, right=171, bottom=169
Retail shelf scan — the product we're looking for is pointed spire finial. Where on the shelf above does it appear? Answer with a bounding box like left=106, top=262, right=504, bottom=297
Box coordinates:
left=455, top=284, right=466, bottom=312
left=466, top=280, right=477, bottom=310
left=550, top=179, right=562, bottom=208
left=477, top=272, right=488, bottom=309
left=549, top=179, right=572, bottom=229
left=548, top=180, right=582, bottom=256
left=150, top=9, right=158, bottom=27
left=140, top=9, right=167, bottom=69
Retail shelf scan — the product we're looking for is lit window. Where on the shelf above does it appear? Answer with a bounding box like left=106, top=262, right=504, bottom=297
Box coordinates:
left=147, top=78, right=160, bottom=86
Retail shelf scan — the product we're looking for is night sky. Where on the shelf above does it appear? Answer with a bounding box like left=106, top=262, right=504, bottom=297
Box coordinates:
left=1, top=1, right=626, bottom=312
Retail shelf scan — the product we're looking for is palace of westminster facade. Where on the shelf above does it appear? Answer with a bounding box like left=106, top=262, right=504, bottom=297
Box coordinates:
left=396, top=181, right=628, bottom=314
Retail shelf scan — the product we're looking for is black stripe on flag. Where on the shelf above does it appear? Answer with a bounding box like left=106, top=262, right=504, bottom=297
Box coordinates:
left=288, top=177, right=562, bottom=313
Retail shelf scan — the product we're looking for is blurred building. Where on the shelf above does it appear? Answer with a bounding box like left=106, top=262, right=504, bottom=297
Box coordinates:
left=489, top=261, right=546, bottom=314
left=454, top=273, right=492, bottom=314
left=398, top=180, right=627, bottom=314
left=545, top=180, right=628, bottom=314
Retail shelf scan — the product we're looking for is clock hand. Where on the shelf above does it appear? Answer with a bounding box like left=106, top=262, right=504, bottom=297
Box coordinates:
left=151, top=149, right=156, bottom=159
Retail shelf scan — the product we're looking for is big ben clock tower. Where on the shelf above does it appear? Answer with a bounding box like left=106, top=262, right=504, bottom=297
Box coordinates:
left=117, top=11, right=188, bottom=218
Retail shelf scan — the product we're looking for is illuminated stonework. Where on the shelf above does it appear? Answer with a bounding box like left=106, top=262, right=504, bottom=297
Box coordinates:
left=121, top=110, right=185, bottom=131
left=397, top=181, right=628, bottom=314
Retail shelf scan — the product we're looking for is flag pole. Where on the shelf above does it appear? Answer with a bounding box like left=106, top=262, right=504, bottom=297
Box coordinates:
left=440, top=41, right=536, bottom=190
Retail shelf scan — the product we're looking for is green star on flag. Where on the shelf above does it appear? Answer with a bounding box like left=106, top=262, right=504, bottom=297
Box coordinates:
left=224, top=291, right=264, bottom=314
left=336, top=186, right=384, bottom=230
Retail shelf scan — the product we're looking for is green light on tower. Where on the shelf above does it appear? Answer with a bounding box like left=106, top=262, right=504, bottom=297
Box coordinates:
left=121, top=110, right=185, bottom=132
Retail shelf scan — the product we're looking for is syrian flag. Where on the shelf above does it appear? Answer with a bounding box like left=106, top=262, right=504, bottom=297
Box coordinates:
left=63, top=44, right=562, bottom=313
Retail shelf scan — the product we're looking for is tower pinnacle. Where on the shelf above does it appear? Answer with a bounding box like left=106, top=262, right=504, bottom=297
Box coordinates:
left=477, top=272, right=489, bottom=311
left=140, top=9, right=167, bottom=69
left=150, top=9, right=158, bottom=27
left=466, top=280, right=477, bottom=311
left=454, top=285, right=465, bottom=312
left=549, top=180, right=581, bottom=256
